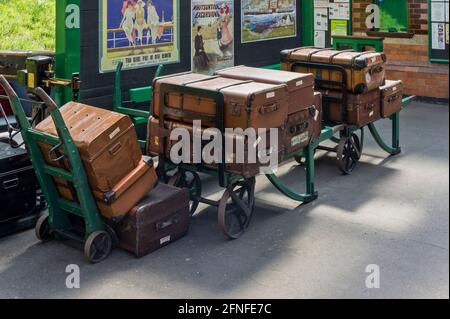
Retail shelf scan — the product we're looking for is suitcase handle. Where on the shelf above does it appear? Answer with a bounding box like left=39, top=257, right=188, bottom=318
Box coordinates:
left=2, top=178, right=19, bottom=190
left=156, top=214, right=180, bottom=231
left=108, top=142, right=123, bottom=156
left=259, top=103, right=278, bottom=115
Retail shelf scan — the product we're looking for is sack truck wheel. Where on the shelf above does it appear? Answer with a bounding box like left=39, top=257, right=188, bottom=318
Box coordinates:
left=168, top=170, right=202, bottom=217
left=218, top=177, right=256, bottom=240
left=84, top=231, right=112, bottom=264
left=35, top=212, right=53, bottom=242
left=337, top=132, right=363, bottom=175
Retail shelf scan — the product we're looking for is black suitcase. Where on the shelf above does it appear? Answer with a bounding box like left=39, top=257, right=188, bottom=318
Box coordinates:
left=0, top=141, right=40, bottom=235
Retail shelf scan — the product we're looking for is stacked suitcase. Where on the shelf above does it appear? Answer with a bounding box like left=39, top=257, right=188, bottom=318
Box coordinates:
left=281, top=48, right=404, bottom=127
left=33, top=101, right=190, bottom=257
left=148, top=67, right=322, bottom=174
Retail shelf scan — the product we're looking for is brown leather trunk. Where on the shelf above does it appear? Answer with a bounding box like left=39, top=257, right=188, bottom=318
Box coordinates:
left=55, top=157, right=158, bottom=221
left=35, top=102, right=142, bottom=194
left=215, top=66, right=315, bottom=114
left=117, top=183, right=190, bottom=258
left=147, top=117, right=284, bottom=178
left=283, top=103, right=322, bottom=156
left=153, top=74, right=289, bottom=130
left=152, top=72, right=213, bottom=119
left=379, top=80, right=404, bottom=118
left=281, top=48, right=386, bottom=94
left=319, top=89, right=381, bottom=128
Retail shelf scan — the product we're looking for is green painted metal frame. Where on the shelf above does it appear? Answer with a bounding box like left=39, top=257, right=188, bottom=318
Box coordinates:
left=1, top=78, right=104, bottom=238
left=113, top=62, right=164, bottom=149
left=55, top=0, right=81, bottom=105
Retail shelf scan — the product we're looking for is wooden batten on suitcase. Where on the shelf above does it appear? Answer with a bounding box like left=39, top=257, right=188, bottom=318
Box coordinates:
left=117, top=183, right=190, bottom=258
left=215, top=66, right=316, bottom=114
left=35, top=102, right=142, bottom=194
left=380, top=80, right=404, bottom=118
left=281, top=48, right=386, bottom=94
left=320, top=89, right=381, bottom=128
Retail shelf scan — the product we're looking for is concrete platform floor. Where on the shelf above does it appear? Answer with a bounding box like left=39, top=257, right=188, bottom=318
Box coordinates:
left=0, top=100, right=448, bottom=299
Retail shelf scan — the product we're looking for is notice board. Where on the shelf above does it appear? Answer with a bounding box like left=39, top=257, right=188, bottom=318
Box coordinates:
left=429, top=0, right=449, bottom=63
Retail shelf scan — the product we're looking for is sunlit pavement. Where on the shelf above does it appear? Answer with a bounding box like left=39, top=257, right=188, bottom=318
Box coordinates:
left=0, top=100, right=448, bottom=299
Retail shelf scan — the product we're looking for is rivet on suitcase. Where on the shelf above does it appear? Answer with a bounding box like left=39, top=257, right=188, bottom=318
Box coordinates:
left=117, top=183, right=190, bottom=258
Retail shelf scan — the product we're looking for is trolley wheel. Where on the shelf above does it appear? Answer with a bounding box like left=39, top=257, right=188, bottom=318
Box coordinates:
left=168, top=170, right=202, bottom=216
left=84, top=231, right=112, bottom=264
left=337, top=132, right=363, bottom=175
left=218, top=178, right=256, bottom=239
left=35, top=212, right=53, bottom=241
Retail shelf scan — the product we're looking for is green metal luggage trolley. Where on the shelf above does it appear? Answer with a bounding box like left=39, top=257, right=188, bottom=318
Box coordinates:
left=0, top=76, right=115, bottom=264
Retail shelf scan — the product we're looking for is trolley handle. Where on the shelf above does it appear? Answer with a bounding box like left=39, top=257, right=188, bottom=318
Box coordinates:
left=0, top=75, right=17, bottom=99
left=34, top=87, right=58, bottom=112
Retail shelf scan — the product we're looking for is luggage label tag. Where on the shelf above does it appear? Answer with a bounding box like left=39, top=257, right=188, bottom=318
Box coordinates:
left=291, top=132, right=309, bottom=147
left=296, top=80, right=304, bottom=87
left=109, top=127, right=121, bottom=140
left=365, top=73, right=372, bottom=83
left=160, top=235, right=171, bottom=245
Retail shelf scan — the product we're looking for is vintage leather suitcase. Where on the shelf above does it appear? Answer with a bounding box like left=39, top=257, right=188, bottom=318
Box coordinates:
left=281, top=48, right=386, bottom=94
left=283, top=93, right=323, bottom=156
left=215, top=66, right=315, bottom=114
left=147, top=117, right=284, bottom=178
left=380, top=80, right=404, bottom=118
left=152, top=72, right=213, bottom=118
left=0, top=142, right=38, bottom=225
left=117, top=183, right=190, bottom=258
left=153, top=74, right=289, bottom=130
left=35, top=102, right=142, bottom=194
left=55, top=157, right=158, bottom=221
left=320, top=89, right=381, bottom=127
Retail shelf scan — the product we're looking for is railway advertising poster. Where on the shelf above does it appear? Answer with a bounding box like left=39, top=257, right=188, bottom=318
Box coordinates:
left=192, top=0, right=234, bottom=74
left=241, top=0, right=297, bottom=43
left=99, top=0, right=180, bottom=73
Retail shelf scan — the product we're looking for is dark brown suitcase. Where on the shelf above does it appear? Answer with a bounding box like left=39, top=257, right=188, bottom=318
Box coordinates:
left=153, top=74, right=290, bottom=130
left=55, top=157, right=158, bottom=221
left=380, top=80, right=404, bottom=118
left=281, top=48, right=386, bottom=94
left=147, top=117, right=284, bottom=178
left=152, top=72, right=214, bottom=118
left=117, top=183, right=190, bottom=258
left=312, top=92, right=323, bottom=140
left=35, top=102, right=142, bottom=194
left=320, top=89, right=381, bottom=127
left=215, top=66, right=315, bottom=114
left=283, top=106, right=317, bottom=156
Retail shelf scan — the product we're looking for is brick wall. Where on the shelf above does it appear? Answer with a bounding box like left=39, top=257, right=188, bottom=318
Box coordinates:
left=352, top=0, right=449, bottom=99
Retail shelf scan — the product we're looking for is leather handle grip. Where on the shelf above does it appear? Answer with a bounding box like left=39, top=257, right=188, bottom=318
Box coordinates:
left=0, top=75, right=18, bottom=99
left=260, top=103, right=278, bottom=115
left=108, top=142, right=123, bottom=156
left=34, top=87, right=58, bottom=111
left=156, top=214, right=180, bottom=231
